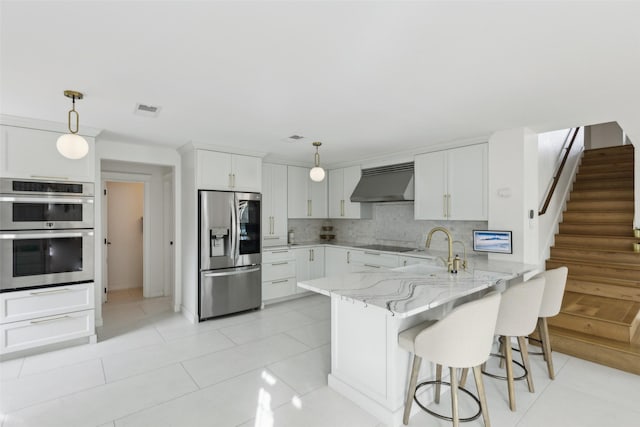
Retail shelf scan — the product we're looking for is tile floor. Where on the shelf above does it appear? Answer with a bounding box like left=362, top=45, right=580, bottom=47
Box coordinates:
left=1, top=293, right=639, bottom=427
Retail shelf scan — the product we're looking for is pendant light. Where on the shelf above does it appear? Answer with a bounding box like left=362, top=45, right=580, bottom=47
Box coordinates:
left=309, top=141, right=326, bottom=182
left=56, top=90, right=89, bottom=159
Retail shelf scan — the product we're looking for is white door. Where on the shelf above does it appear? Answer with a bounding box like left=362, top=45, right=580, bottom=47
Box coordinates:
left=287, top=166, right=309, bottom=218
left=342, top=166, right=362, bottom=218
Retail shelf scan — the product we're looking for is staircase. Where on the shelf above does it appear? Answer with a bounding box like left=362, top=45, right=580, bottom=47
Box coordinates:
left=545, top=144, right=640, bottom=374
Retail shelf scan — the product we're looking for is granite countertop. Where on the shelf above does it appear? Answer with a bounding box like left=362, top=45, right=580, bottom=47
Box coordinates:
left=297, top=260, right=538, bottom=318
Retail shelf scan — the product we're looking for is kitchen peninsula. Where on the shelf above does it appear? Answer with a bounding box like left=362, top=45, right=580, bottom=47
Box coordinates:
left=298, top=259, right=538, bottom=426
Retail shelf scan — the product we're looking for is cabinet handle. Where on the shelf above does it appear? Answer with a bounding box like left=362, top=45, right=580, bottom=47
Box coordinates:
left=308, top=249, right=312, bottom=262
left=264, top=236, right=280, bottom=240
left=30, top=175, right=70, bottom=180
left=229, top=173, right=233, bottom=188
left=341, top=200, right=345, bottom=217
left=233, top=174, right=236, bottom=187
left=347, top=251, right=350, bottom=264
left=447, top=194, right=451, bottom=218
left=270, top=217, right=274, bottom=234
left=30, top=315, right=71, bottom=324
left=311, top=249, right=315, bottom=261
left=364, top=251, right=380, bottom=256
left=364, top=264, right=381, bottom=269
left=271, top=279, right=289, bottom=284
left=30, top=288, right=72, bottom=296
left=272, top=250, right=289, bottom=254
left=443, top=194, right=447, bottom=218
left=272, top=261, right=288, bottom=266
left=404, top=260, right=408, bottom=266
left=307, top=200, right=312, bottom=216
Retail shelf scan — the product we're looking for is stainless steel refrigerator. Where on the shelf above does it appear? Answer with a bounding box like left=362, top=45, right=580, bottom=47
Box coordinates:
left=198, top=190, right=261, bottom=320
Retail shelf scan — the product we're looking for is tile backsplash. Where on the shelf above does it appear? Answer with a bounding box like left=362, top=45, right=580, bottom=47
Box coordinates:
left=288, top=202, right=487, bottom=253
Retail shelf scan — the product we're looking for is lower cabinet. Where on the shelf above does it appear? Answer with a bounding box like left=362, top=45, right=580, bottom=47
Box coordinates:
left=262, top=248, right=297, bottom=303
left=293, top=247, right=325, bottom=289
left=0, top=282, right=96, bottom=354
left=348, top=250, right=398, bottom=272
left=324, top=247, right=351, bottom=277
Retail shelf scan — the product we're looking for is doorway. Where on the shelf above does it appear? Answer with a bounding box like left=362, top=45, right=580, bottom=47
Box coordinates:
left=105, top=181, right=144, bottom=302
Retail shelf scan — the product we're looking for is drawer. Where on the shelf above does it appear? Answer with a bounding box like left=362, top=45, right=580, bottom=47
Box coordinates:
left=350, top=250, right=398, bottom=268
left=0, top=283, right=95, bottom=324
left=263, top=248, right=294, bottom=263
left=263, top=260, right=296, bottom=282
left=0, top=309, right=95, bottom=354
left=262, top=277, right=296, bottom=301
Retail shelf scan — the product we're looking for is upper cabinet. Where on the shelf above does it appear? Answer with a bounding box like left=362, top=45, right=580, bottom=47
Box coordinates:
left=414, top=143, right=487, bottom=221
left=0, top=125, right=95, bottom=182
left=196, top=149, right=261, bottom=192
left=287, top=166, right=327, bottom=219
left=328, top=166, right=372, bottom=219
left=262, top=163, right=288, bottom=246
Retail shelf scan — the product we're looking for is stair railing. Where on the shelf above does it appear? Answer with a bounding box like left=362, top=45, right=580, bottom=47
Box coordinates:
left=539, top=127, right=581, bottom=216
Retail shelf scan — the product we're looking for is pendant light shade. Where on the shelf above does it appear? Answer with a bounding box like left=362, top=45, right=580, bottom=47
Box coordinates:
left=56, top=133, right=89, bottom=159
left=57, top=90, right=89, bottom=160
left=309, top=141, right=325, bottom=182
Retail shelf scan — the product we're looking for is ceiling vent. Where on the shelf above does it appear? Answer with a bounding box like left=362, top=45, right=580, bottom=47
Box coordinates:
left=134, top=103, right=161, bottom=118
left=282, top=134, right=305, bottom=143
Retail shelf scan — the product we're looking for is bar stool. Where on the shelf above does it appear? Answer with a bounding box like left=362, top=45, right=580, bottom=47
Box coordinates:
left=483, top=277, right=545, bottom=411
left=531, top=266, right=568, bottom=379
left=398, top=292, right=502, bottom=427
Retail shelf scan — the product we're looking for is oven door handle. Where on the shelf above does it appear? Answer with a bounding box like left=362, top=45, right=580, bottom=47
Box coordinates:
left=0, top=231, right=94, bottom=239
left=0, top=196, right=94, bottom=204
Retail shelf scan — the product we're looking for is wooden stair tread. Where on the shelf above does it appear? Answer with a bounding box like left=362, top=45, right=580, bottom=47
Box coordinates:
left=548, top=257, right=640, bottom=271
left=547, top=325, right=640, bottom=375
left=568, top=274, right=640, bottom=288
left=560, top=292, right=640, bottom=325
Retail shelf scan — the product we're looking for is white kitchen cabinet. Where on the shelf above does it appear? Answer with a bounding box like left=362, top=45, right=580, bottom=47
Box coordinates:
left=262, top=163, right=288, bottom=247
left=414, top=143, right=487, bottom=220
left=262, top=248, right=297, bottom=303
left=0, top=125, right=95, bottom=182
left=196, top=149, right=261, bottom=192
left=293, top=246, right=325, bottom=285
left=397, top=255, right=440, bottom=268
left=0, top=282, right=96, bottom=355
left=328, top=166, right=372, bottom=219
left=287, top=166, right=327, bottom=219
left=324, top=247, right=352, bottom=277
left=349, top=250, right=398, bottom=272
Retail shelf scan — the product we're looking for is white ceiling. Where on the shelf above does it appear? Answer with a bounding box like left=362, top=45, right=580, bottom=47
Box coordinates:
left=1, top=1, right=639, bottom=166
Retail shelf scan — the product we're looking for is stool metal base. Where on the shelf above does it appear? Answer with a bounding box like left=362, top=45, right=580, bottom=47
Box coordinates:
left=482, top=353, right=528, bottom=381
left=511, top=336, right=545, bottom=356
left=414, top=380, right=482, bottom=423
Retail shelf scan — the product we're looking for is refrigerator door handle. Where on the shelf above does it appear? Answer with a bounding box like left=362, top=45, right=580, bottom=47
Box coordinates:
left=230, top=196, right=238, bottom=262
left=203, top=267, right=261, bottom=277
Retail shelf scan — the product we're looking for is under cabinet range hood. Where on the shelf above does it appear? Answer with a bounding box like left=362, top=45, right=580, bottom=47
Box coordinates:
left=350, top=162, right=415, bottom=202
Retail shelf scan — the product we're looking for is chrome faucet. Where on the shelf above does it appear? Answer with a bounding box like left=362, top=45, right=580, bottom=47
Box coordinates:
left=452, top=240, right=468, bottom=270
left=425, top=226, right=454, bottom=272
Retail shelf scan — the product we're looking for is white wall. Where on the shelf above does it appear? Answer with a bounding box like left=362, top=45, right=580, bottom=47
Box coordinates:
left=537, top=128, right=584, bottom=263
left=95, top=139, right=181, bottom=326
left=179, top=148, right=198, bottom=323
left=487, top=128, right=539, bottom=266
left=617, top=116, right=639, bottom=229
left=585, top=122, right=624, bottom=149
left=106, top=181, right=144, bottom=290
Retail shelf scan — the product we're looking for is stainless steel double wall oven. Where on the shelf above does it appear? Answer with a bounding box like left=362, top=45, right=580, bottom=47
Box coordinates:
left=0, top=178, right=95, bottom=292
